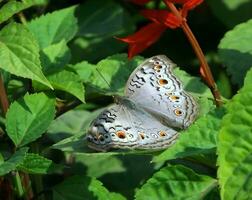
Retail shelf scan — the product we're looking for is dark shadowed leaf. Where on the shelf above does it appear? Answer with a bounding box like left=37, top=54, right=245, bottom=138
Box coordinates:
left=208, top=0, right=252, bottom=28
left=70, top=0, right=135, bottom=63
left=0, top=148, right=28, bottom=176
left=218, top=19, right=252, bottom=86
left=53, top=175, right=126, bottom=200
left=135, top=165, right=217, bottom=200
left=74, top=154, right=125, bottom=178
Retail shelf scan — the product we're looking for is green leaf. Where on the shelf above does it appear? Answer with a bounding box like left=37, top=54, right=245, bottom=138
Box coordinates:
left=87, top=54, right=144, bottom=94
left=173, top=68, right=212, bottom=97
left=70, top=61, right=96, bottom=83
left=135, top=165, right=217, bottom=200
left=6, top=93, right=55, bottom=147
left=87, top=54, right=211, bottom=98
left=47, top=70, right=85, bottom=102
left=0, top=0, right=46, bottom=24
left=40, top=40, right=71, bottom=74
left=0, top=148, right=28, bottom=176
left=27, top=5, right=78, bottom=49
left=74, top=154, right=125, bottom=178
left=17, top=153, right=53, bottom=174
left=0, top=23, right=52, bottom=88
left=153, top=108, right=224, bottom=162
left=70, top=0, right=135, bottom=63
left=34, top=69, right=85, bottom=103
left=47, top=107, right=102, bottom=142
left=207, top=0, right=252, bottom=28
left=217, top=68, right=252, bottom=200
left=53, top=176, right=126, bottom=200
left=218, top=19, right=252, bottom=86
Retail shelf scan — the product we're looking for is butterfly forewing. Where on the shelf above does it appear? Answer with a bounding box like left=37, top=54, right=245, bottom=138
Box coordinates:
left=125, top=55, right=198, bottom=129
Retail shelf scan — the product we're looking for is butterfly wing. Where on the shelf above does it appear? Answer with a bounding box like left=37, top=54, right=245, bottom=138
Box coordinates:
left=125, top=55, right=198, bottom=129
left=87, top=98, right=178, bottom=151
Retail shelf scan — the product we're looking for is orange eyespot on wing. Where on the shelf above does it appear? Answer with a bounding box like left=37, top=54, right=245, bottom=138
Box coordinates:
left=174, top=109, right=183, bottom=116
left=159, top=131, right=166, bottom=137
left=116, top=131, right=126, bottom=139
left=139, top=132, right=145, bottom=139
left=158, top=79, right=168, bottom=85
left=170, top=95, right=180, bottom=100
left=154, top=64, right=162, bottom=72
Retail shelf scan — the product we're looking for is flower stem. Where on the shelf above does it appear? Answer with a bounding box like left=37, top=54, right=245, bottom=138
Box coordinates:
left=163, top=1, right=222, bottom=106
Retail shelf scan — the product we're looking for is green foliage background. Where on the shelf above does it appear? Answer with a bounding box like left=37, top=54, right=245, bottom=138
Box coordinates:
left=0, top=0, right=252, bottom=199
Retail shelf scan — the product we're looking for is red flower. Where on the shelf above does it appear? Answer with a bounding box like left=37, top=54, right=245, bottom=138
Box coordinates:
left=140, top=10, right=182, bottom=28
left=116, top=23, right=166, bottom=59
left=116, top=0, right=204, bottom=58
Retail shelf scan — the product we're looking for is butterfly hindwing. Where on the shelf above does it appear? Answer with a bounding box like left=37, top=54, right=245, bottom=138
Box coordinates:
left=87, top=98, right=178, bottom=151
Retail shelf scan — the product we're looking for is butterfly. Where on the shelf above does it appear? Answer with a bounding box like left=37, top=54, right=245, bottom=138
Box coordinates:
left=86, top=55, right=198, bottom=151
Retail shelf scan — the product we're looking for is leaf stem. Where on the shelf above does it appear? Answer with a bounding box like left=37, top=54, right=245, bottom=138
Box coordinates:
left=0, top=74, right=9, bottom=116
left=13, top=172, right=24, bottom=198
left=18, top=12, right=27, bottom=24
left=163, top=1, right=222, bottom=106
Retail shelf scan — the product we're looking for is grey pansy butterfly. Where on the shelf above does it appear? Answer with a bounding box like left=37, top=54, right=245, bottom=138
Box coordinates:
left=86, top=55, right=198, bottom=151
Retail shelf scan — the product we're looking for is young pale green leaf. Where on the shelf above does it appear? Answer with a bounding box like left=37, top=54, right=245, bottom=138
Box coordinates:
left=0, top=0, right=46, bottom=24
left=0, top=23, right=52, bottom=88
left=207, top=0, right=252, bottom=28
left=135, top=165, right=217, bottom=200
left=153, top=108, right=224, bottom=163
left=40, top=40, right=71, bottom=74
left=0, top=148, right=28, bottom=176
left=218, top=19, right=252, bottom=86
left=17, top=153, right=53, bottom=174
left=70, top=61, right=96, bottom=83
left=6, top=93, right=55, bottom=147
left=53, top=175, right=126, bottom=200
left=71, top=0, right=135, bottom=63
left=217, top=68, right=252, bottom=200
left=27, top=6, right=78, bottom=49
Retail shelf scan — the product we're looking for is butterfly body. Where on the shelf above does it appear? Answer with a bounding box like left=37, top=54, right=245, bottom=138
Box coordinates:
left=87, top=55, right=198, bottom=151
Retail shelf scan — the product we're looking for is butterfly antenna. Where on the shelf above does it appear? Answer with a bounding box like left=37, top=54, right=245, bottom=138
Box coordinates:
left=95, top=68, right=112, bottom=91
